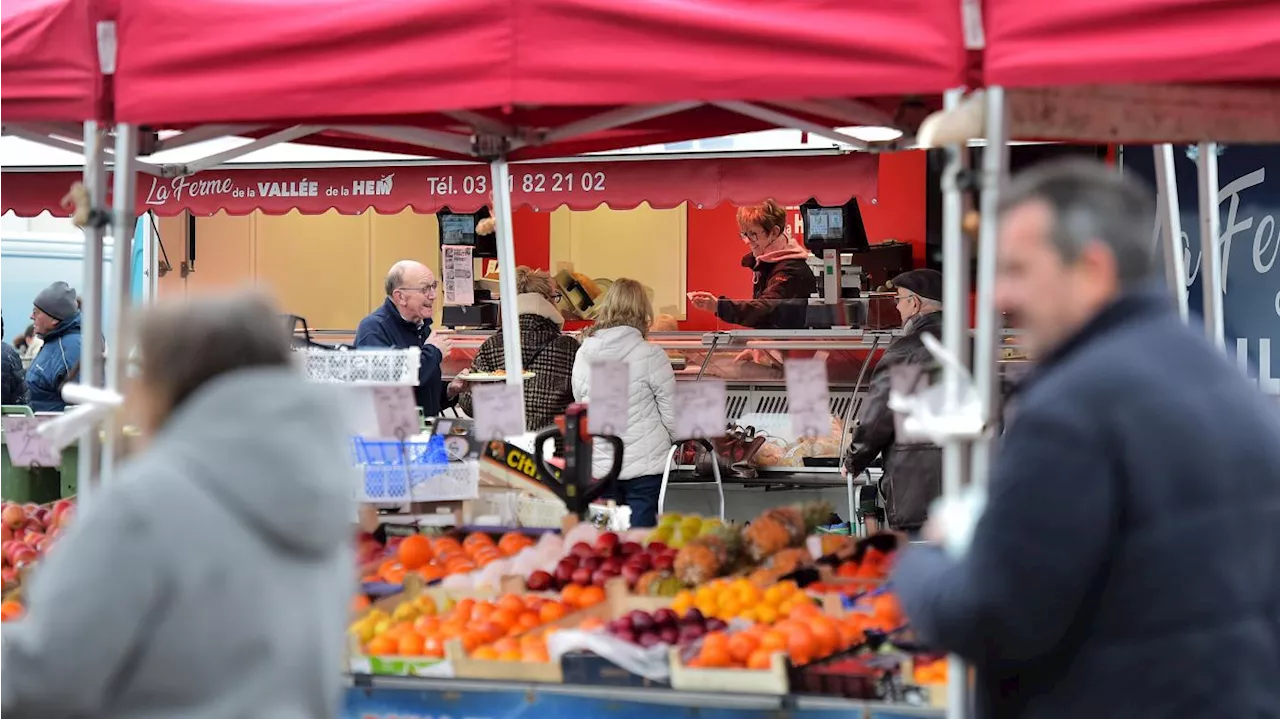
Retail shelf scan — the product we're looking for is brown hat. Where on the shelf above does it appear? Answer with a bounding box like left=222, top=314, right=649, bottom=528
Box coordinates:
left=888, top=269, right=943, bottom=303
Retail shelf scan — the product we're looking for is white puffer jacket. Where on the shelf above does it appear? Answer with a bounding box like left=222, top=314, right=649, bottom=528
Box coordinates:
left=572, top=326, right=678, bottom=480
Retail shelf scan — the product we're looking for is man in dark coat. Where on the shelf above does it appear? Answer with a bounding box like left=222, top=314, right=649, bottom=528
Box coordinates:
left=355, top=261, right=456, bottom=417
left=841, top=268, right=944, bottom=533
left=2, top=317, right=29, bottom=406
left=892, top=159, right=1280, bottom=719
left=25, top=282, right=82, bottom=412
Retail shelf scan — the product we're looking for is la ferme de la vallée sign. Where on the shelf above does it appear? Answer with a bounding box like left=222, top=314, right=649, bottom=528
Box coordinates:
left=1127, top=144, right=1280, bottom=395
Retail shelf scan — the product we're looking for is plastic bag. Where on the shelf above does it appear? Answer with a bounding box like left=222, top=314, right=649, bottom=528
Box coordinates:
left=887, top=333, right=983, bottom=444
left=546, top=629, right=672, bottom=681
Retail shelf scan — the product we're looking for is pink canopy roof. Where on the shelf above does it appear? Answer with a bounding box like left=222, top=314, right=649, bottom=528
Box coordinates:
left=1, top=0, right=101, bottom=122
left=985, top=0, right=1280, bottom=88
left=110, top=0, right=965, bottom=157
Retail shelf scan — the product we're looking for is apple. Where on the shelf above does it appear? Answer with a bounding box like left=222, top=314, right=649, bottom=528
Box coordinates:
left=627, top=610, right=654, bottom=634
left=590, top=567, right=617, bottom=587
left=554, top=560, right=577, bottom=586
left=571, top=567, right=592, bottom=586
left=607, top=618, right=630, bottom=635
left=619, top=541, right=643, bottom=557
left=625, top=553, right=652, bottom=572
left=0, top=525, right=10, bottom=543
left=637, top=632, right=661, bottom=649
left=582, top=556, right=604, bottom=572
left=680, top=608, right=705, bottom=625
left=658, top=626, right=680, bottom=645
left=646, top=541, right=669, bottom=555
left=1, top=506, right=24, bottom=529
left=652, top=608, right=678, bottom=628
left=653, top=554, right=675, bottom=572
left=22, top=503, right=39, bottom=518
left=526, top=570, right=553, bottom=592
left=595, top=532, right=620, bottom=556
left=601, top=557, right=622, bottom=574
left=33, top=508, right=51, bottom=526
left=621, top=563, right=645, bottom=588
left=569, top=542, right=595, bottom=559
left=678, top=623, right=706, bottom=644
left=614, top=627, right=637, bottom=644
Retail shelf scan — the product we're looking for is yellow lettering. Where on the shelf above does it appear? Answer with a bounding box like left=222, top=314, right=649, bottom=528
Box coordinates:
left=507, top=451, right=522, bottom=469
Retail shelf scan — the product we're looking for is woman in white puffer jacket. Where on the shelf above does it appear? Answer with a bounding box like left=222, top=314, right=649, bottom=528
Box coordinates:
left=572, top=278, right=677, bottom=527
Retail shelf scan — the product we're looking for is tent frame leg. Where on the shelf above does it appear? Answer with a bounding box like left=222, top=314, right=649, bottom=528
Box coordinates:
left=100, top=124, right=139, bottom=486
left=1195, top=142, right=1225, bottom=350
left=488, top=157, right=527, bottom=427
left=76, top=121, right=109, bottom=509
left=1153, top=145, right=1190, bottom=323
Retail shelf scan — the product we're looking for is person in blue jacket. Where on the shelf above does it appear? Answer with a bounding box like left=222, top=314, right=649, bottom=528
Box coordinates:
left=355, top=261, right=456, bottom=417
left=25, top=282, right=82, bottom=412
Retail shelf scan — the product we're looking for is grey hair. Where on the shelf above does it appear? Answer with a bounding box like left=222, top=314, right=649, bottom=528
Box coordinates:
left=135, top=290, right=293, bottom=415
left=999, top=158, right=1157, bottom=287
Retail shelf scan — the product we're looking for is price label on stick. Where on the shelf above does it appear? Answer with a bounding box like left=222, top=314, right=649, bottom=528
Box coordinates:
left=472, top=382, right=525, bottom=441
left=587, top=360, right=630, bottom=437
left=2, top=416, right=62, bottom=468
left=785, top=358, right=830, bottom=439
left=675, top=380, right=727, bottom=440
left=370, top=386, right=419, bottom=439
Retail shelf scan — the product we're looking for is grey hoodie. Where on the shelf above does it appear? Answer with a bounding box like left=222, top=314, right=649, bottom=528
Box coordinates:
left=2, top=368, right=357, bottom=719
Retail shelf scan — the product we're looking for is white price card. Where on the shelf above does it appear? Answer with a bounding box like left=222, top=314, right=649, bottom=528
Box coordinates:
left=370, top=385, right=420, bottom=439
left=675, top=379, right=727, bottom=440
left=472, top=382, right=525, bottom=441
left=587, top=360, right=630, bottom=437
left=442, top=244, right=475, bottom=307
left=785, top=358, right=830, bottom=439
left=2, top=416, right=62, bottom=468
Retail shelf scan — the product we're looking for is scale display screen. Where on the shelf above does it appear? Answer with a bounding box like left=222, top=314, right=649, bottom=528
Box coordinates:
left=440, top=213, right=476, bottom=246
left=804, top=206, right=845, bottom=242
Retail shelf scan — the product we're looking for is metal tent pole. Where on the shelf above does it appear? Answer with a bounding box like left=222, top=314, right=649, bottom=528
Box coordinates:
left=1153, top=145, right=1190, bottom=323
left=939, top=87, right=974, bottom=719
left=488, top=158, right=527, bottom=428
left=1195, top=142, right=1225, bottom=350
left=100, top=125, right=138, bottom=485
left=969, top=87, right=1009, bottom=490
left=76, top=122, right=108, bottom=510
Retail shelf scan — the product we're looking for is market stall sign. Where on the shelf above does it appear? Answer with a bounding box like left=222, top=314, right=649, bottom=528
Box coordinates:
left=0, top=154, right=876, bottom=218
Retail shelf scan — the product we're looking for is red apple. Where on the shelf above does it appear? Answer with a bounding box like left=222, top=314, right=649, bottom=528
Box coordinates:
left=569, top=542, right=595, bottom=559
left=10, top=546, right=36, bottom=566
left=33, top=508, right=51, bottom=527
left=582, top=556, right=604, bottom=572
left=0, top=567, right=16, bottom=591
left=1, top=505, right=24, bottom=529
left=646, top=541, right=669, bottom=555
left=626, top=553, right=652, bottom=571
left=621, top=563, right=645, bottom=588
left=590, top=568, right=614, bottom=586
left=602, top=557, right=623, bottom=574
left=0, top=524, right=10, bottom=543
left=653, top=554, right=675, bottom=572
left=594, top=532, right=620, bottom=556
left=526, top=570, right=553, bottom=592
left=619, top=541, right=643, bottom=557
left=571, top=567, right=592, bottom=586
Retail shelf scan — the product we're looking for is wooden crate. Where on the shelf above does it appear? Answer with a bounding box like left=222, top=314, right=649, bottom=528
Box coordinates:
left=667, top=646, right=790, bottom=695
left=445, top=637, right=563, bottom=683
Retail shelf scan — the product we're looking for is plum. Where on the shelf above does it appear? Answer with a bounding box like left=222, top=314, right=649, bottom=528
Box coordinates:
left=627, top=610, right=655, bottom=634
left=681, top=608, right=705, bottom=625
left=678, top=623, right=706, bottom=644
left=582, top=556, right=605, bottom=572
left=652, top=608, right=679, bottom=628
left=706, top=618, right=728, bottom=632
left=526, top=570, right=553, bottom=591
left=637, top=631, right=662, bottom=649
left=658, top=626, right=680, bottom=645
left=571, top=568, right=593, bottom=586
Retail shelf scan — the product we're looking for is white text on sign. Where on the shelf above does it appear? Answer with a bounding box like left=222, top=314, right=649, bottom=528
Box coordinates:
left=426, top=172, right=608, bottom=197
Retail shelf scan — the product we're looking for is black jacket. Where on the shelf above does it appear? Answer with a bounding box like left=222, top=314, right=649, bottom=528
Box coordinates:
left=892, top=288, right=1280, bottom=719
left=842, top=311, right=943, bottom=531
left=2, top=342, right=27, bottom=406
left=716, top=250, right=816, bottom=329
left=354, top=298, right=453, bottom=417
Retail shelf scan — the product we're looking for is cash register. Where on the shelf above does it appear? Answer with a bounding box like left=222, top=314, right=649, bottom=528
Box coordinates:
left=798, top=198, right=870, bottom=328
left=439, top=208, right=501, bottom=329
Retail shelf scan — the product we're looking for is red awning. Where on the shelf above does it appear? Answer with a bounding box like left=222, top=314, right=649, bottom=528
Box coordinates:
left=985, top=0, right=1280, bottom=88
left=112, top=0, right=964, bottom=157
left=0, top=154, right=877, bottom=217
left=0, top=0, right=100, bottom=122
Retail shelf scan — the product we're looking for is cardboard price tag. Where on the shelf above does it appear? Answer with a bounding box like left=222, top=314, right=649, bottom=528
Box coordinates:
left=675, top=380, right=727, bottom=440
left=587, top=360, right=630, bottom=437
left=370, top=386, right=420, bottom=439
left=472, top=382, right=525, bottom=441
left=785, top=358, right=830, bottom=439
left=2, top=416, right=62, bottom=468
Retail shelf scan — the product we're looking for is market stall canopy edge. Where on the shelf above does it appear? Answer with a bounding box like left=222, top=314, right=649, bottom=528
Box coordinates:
left=0, top=0, right=101, bottom=122
left=0, top=154, right=878, bottom=217
left=111, top=0, right=966, bottom=129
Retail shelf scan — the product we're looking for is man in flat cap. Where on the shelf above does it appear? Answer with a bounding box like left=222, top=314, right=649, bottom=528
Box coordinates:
left=841, top=268, right=944, bottom=534
left=26, top=281, right=83, bottom=412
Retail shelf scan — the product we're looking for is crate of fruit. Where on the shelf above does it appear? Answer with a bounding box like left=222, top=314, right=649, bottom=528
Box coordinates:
left=296, top=347, right=420, bottom=385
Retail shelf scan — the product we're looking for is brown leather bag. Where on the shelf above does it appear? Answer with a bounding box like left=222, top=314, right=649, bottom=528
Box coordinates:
left=693, top=425, right=767, bottom=480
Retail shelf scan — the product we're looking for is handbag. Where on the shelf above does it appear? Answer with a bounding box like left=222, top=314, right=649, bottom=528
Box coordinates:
left=692, top=425, right=768, bottom=480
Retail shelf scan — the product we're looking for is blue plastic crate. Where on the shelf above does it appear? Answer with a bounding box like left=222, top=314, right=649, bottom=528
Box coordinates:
left=353, top=435, right=450, bottom=502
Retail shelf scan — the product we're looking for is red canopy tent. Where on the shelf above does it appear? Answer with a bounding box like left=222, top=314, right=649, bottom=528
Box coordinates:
left=0, top=0, right=101, bottom=123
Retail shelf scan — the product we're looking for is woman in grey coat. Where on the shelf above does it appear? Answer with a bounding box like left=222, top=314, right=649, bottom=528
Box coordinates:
left=2, top=291, right=356, bottom=719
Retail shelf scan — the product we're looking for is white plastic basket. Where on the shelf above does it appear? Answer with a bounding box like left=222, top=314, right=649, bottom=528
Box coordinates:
left=295, top=347, right=420, bottom=385
left=359, top=460, right=480, bottom=504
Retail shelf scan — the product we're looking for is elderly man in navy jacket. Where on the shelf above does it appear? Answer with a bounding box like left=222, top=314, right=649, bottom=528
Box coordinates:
left=355, top=261, right=456, bottom=417
left=892, top=159, right=1280, bottom=719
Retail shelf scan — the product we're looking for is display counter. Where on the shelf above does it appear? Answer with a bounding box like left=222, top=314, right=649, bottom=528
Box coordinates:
left=342, top=674, right=944, bottom=719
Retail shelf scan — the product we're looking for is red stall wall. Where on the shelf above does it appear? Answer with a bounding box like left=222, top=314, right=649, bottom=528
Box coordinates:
left=510, top=151, right=929, bottom=332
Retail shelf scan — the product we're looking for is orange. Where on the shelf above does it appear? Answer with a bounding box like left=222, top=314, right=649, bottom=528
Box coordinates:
left=413, top=615, right=442, bottom=635
left=522, top=644, right=550, bottom=662
left=517, top=611, right=542, bottom=631
left=788, top=601, right=822, bottom=620
left=351, top=595, right=371, bottom=613
left=498, top=532, right=530, bottom=556
left=747, top=649, right=774, bottom=670
left=809, top=619, right=840, bottom=658
left=397, top=534, right=434, bottom=569
left=423, top=635, right=446, bottom=658
left=539, top=601, right=569, bottom=623
left=702, top=631, right=731, bottom=653
left=561, top=584, right=583, bottom=606
left=385, top=621, right=413, bottom=640
left=463, top=532, right=494, bottom=551
left=492, top=637, right=519, bottom=654
left=472, top=645, right=500, bottom=660
left=755, top=605, right=780, bottom=624
left=472, top=620, right=504, bottom=643
left=727, top=632, right=760, bottom=663
left=419, top=564, right=446, bottom=582
left=759, top=629, right=787, bottom=652
left=698, top=642, right=733, bottom=668
left=870, top=594, right=905, bottom=628
left=498, top=594, right=526, bottom=615
left=490, top=609, right=518, bottom=631
left=367, top=634, right=398, bottom=656
left=398, top=631, right=426, bottom=656
left=577, top=585, right=606, bottom=607
left=783, top=624, right=816, bottom=665
left=453, top=598, right=477, bottom=619
left=461, top=630, right=487, bottom=653
left=471, top=602, right=496, bottom=621
left=837, top=621, right=864, bottom=649
left=498, top=649, right=523, bottom=661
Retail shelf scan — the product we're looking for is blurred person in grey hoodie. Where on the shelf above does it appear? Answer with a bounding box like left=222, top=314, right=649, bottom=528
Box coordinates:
left=2, top=291, right=356, bottom=719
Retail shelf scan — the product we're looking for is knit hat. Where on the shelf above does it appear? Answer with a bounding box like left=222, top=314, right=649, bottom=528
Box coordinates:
left=888, top=269, right=943, bottom=303
left=33, top=281, right=78, bottom=322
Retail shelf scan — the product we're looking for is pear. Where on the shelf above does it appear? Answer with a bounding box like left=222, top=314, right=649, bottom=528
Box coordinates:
left=392, top=602, right=420, bottom=622
left=658, top=513, right=681, bottom=528
left=679, top=515, right=703, bottom=538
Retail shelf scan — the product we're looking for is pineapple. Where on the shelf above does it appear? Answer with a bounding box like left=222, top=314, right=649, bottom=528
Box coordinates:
left=674, top=525, right=742, bottom=585
left=742, top=501, right=833, bottom=562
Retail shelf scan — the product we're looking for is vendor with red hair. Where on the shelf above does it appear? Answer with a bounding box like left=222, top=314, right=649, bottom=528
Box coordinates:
left=688, top=199, right=816, bottom=329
